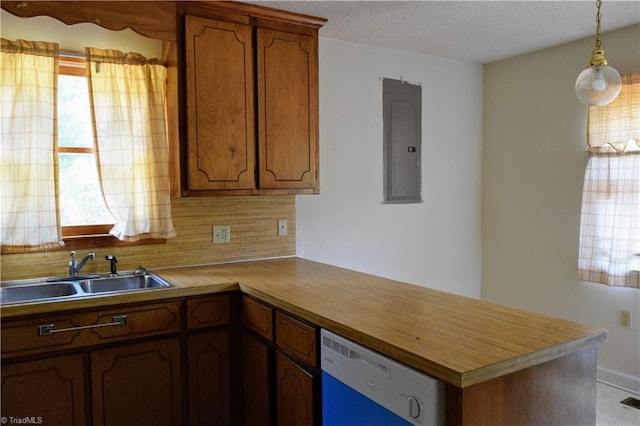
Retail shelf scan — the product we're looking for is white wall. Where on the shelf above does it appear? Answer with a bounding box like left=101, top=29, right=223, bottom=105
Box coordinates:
left=483, top=24, right=640, bottom=393
left=297, top=38, right=484, bottom=298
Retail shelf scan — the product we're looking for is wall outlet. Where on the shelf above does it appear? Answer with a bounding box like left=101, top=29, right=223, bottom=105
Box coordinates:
left=213, top=225, right=230, bottom=243
left=278, top=219, right=288, bottom=237
left=620, top=310, right=632, bottom=328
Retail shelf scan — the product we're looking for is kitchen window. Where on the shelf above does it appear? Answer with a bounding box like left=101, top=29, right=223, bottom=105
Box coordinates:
left=58, top=55, right=115, bottom=238
left=578, top=73, right=640, bottom=288
left=0, top=39, right=176, bottom=253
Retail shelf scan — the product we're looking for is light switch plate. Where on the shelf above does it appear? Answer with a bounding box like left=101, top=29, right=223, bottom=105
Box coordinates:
left=278, top=219, right=288, bottom=237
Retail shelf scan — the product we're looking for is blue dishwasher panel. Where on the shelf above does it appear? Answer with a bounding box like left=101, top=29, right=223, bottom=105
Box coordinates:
left=322, top=371, right=411, bottom=426
left=320, top=329, right=445, bottom=426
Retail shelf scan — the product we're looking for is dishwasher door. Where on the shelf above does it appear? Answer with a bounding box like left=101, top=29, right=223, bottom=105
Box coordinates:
left=320, top=329, right=445, bottom=426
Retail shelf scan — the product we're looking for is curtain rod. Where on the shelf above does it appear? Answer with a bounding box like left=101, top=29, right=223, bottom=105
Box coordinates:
left=60, top=50, right=85, bottom=58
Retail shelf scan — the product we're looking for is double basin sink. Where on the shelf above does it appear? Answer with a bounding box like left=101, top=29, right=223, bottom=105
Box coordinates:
left=0, top=273, right=173, bottom=305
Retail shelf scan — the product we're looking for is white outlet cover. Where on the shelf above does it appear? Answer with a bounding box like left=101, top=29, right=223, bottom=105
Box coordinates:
left=213, top=225, right=230, bottom=243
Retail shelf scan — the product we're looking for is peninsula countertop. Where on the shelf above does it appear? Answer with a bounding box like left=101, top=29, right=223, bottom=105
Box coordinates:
left=0, top=257, right=607, bottom=388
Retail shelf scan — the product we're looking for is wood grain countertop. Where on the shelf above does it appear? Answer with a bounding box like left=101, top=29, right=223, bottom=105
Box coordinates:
left=0, top=257, right=607, bottom=388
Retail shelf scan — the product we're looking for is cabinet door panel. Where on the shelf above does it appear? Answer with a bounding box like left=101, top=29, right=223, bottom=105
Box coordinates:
left=276, top=352, right=314, bottom=426
left=186, top=294, right=231, bottom=330
left=187, top=330, right=231, bottom=426
left=257, top=28, right=318, bottom=190
left=1, top=354, right=86, bottom=426
left=91, top=338, right=181, bottom=426
left=186, top=15, right=255, bottom=190
left=243, top=332, right=272, bottom=426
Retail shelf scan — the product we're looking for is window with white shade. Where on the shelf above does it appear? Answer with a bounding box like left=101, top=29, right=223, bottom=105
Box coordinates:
left=578, top=73, right=640, bottom=288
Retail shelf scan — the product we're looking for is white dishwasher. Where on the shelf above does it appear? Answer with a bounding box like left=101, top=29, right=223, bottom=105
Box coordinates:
left=321, top=329, right=445, bottom=426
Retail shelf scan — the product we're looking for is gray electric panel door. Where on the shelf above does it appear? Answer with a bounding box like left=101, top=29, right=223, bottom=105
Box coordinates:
left=383, top=78, right=422, bottom=204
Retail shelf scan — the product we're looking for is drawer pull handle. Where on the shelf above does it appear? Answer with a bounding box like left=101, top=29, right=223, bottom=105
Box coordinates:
left=38, top=315, right=128, bottom=336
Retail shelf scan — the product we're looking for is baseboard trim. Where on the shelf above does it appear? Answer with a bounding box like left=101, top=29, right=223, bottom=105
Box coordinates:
left=598, top=365, right=640, bottom=395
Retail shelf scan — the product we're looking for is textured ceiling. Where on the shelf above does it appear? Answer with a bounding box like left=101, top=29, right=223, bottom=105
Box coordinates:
left=246, top=1, right=640, bottom=63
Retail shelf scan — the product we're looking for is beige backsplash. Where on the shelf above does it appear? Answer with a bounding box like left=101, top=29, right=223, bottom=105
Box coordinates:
left=1, top=196, right=296, bottom=281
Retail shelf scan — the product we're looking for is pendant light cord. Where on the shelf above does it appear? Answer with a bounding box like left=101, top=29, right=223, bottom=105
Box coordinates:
left=595, top=0, right=602, bottom=49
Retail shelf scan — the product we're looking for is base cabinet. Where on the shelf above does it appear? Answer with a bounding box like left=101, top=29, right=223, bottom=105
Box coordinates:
left=1, top=354, right=86, bottom=426
left=242, top=296, right=318, bottom=426
left=1, top=295, right=235, bottom=426
left=91, top=338, right=182, bottom=426
left=243, top=332, right=272, bottom=426
left=187, top=330, right=231, bottom=426
left=276, top=352, right=314, bottom=426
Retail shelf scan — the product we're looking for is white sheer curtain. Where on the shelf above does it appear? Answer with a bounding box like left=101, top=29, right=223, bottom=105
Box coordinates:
left=578, top=73, right=640, bottom=288
left=0, top=39, right=63, bottom=249
left=85, top=47, right=176, bottom=241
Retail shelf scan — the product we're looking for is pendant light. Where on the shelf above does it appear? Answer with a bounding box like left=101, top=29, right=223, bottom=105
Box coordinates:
left=575, top=0, right=622, bottom=106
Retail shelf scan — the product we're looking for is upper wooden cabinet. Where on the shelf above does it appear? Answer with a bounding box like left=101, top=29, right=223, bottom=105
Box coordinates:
left=257, top=28, right=318, bottom=191
left=183, top=6, right=324, bottom=196
left=1, top=1, right=325, bottom=197
left=185, top=16, right=256, bottom=191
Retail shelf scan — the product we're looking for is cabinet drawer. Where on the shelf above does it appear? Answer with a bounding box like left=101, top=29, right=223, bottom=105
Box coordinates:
left=90, top=302, right=181, bottom=342
left=186, top=294, right=230, bottom=330
left=243, top=296, right=273, bottom=340
left=275, top=311, right=317, bottom=368
left=1, top=301, right=181, bottom=358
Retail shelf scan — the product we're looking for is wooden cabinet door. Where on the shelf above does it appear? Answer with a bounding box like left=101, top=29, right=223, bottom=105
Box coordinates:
left=275, top=351, right=314, bottom=426
left=91, top=338, right=182, bottom=426
left=257, top=28, right=318, bottom=191
left=1, top=354, right=86, bottom=426
left=185, top=15, right=255, bottom=190
left=187, top=330, right=231, bottom=426
left=243, top=332, right=272, bottom=426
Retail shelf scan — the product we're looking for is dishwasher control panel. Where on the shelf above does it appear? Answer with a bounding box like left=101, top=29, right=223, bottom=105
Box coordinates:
left=321, top=329, right=445, bottom=425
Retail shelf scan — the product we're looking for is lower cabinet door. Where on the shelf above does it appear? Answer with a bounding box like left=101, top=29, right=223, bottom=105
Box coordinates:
left=90, top=337, right=182, bottom=426
left=1, top=353, right=86, bottom=426
left=187, top=330, right=231, bottom=426
left=243, top=332, right=272, bottom=426
left=276, top=351, right=314, bottom=426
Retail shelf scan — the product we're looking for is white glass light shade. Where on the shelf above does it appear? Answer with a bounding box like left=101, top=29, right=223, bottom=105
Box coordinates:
left=575, top=65, right=622, bottom=106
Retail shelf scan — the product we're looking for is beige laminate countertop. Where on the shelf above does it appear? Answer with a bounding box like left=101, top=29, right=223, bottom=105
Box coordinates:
left=1, top=257, right=607, bottom=388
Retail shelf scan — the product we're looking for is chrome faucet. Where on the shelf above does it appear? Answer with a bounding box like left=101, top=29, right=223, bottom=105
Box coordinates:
left=69, top=251, right=96, bottom=277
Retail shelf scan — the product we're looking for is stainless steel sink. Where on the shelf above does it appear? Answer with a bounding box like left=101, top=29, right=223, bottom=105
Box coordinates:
left=79, top=275, right=172, bottom=294
left=1, top=273, right=173, bottom=305
left=0, top=282, right=79, bottom=305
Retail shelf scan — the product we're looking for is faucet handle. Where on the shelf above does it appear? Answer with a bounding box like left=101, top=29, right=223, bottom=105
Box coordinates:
left=134, top=265, right=148, bottom=277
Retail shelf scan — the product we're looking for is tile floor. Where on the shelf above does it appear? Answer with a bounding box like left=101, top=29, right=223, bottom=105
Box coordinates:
left=597, top=382, right=640, bottom=426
